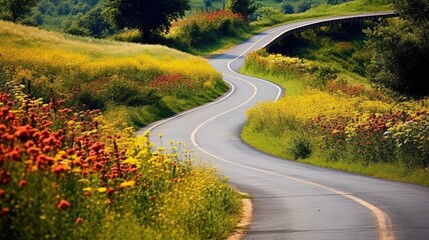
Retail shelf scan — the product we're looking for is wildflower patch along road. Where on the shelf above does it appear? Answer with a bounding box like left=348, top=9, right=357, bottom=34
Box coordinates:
left=142, top=14, right=429, bottom=240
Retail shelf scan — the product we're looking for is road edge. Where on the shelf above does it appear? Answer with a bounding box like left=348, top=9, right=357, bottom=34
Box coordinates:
left=228, top=193, right=253, bottom=240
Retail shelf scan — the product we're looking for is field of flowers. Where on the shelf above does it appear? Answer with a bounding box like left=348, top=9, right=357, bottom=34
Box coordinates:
left=0, top=20, right=227, bottom=128
left=243, top=50, right=429, bottom=185
left=0, top=79, right=240, bottom=239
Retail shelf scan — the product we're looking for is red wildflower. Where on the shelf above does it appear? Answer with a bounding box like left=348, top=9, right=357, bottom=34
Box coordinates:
left=7, top=146, right=21, bottom=161
left=0, top=124, right=6, bottom=133
left=75, top=217, right=84, bottom=224
left=24, top=141, right=35, bottom=148
left=26, top=146, right=40, bottom=156
left=0, top=107, right=9, bottom=116
left=107, top=187, right=115, bottom=196
left=36, top=154, right=53, bottom=166
left=0, top=188, right=5, bottom=197
left=57, top=200, right=71, bottom=210
left=52, top=164, right=67, bottom=174
left=14, top=125, right=31, bottom=140
left=19, top=180, right=26, bottom=189
left=0, top=207, right=10, bottom=216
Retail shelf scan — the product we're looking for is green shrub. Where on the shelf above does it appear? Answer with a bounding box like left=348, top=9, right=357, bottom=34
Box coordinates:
left=75, top=90, right=106, bottom=109
left=175, top=10, right=249, bottom=48
left=287, top=134, right=313, bottom=160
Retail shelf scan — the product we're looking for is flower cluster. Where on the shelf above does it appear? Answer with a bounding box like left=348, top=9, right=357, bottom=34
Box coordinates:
left=0, top=82, right=238, bottom=239
left=0, top=21, right=225, bottom=128
left=175, top=10, right=248, bottom=47
left=247, top=86, right=429, bottom=170
left=149, top=73, right=195, bottom=97
left=244, top=49, right=306, bottom=76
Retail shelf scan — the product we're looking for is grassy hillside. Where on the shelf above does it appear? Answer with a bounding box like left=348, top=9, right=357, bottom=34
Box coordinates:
left=0, top=20, right=227, bottom=128
left=0, top=51, right=241, bottom=240
left=252, top=0, right=391, bottom=27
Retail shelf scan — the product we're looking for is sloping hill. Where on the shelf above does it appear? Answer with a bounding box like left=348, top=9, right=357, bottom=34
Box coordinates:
left=0, top=20, right=227, bottom=128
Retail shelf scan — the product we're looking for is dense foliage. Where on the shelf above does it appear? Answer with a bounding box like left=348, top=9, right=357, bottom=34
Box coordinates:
left=0, top=0, right=37, bottom=22
left=226, top=0, right=259, bottom=19
left=365, top=0, right=429, bottom=98
left=0, top=81, right=240, bottom=239
left=104, top=0, right=190, bottom=42
left=173, top=10, right=249, bottom=48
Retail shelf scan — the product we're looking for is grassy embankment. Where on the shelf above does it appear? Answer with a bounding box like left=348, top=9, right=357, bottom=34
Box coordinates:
left=241, top=24, right=429, bottom=186
left=0, top=20, right=227, bottom=129
left=0, top=21, right=243, bottom=238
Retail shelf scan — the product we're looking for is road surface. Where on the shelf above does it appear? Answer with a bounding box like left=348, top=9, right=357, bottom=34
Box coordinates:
left=139, top=14, right=429, bottom=240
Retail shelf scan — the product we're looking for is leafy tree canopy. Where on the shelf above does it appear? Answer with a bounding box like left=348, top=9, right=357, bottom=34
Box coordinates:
left=365, top=0, right=429, bottom=98
left=226, top=0, right=259, bottom=19
left=104, top=0, right=190, bottom=42
left=0, top=0, right=37, bottom=22
left=389, top=0, right=429, bottom=33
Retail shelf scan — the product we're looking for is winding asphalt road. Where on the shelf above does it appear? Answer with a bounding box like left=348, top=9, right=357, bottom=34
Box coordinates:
left=139, top=13, right=429, bottom=240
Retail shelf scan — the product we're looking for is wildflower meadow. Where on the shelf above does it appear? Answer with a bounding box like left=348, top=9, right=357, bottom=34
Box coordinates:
left=0, top=80, right=240, bottom=239
left=243, top=49, right=429, bottom=185
left=0, top=20, right=240, bottom=239
left=0, top=20, right=227, bottom=128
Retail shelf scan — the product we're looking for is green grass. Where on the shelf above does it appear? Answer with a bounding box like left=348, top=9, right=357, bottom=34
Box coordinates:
left=242, top=127, right=429, bottom=186
left=186, top=31, right=256, bottom=57
left=240, top=68, right=305, bottom=96
left=256, top=0, right=392, bottom=26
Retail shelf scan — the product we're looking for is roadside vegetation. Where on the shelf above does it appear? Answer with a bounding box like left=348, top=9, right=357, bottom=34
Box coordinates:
left=0, top=0, right=409, bottom=238
left=0, top=20, right=227, bottom=129
left=242, top=1, right=429, bottom=185
left=0, top=82, right=241, bottom=239
left=0, top=1, right=246, bottom=238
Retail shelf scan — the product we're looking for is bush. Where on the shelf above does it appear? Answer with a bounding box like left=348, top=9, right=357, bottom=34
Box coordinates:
left=75, top=90, right=106, bottom=110
left=175, top=10, right=249, bottom=48
left=287, top=134, right=313, bottom=160
left=366, top=18, right=429, bottom=98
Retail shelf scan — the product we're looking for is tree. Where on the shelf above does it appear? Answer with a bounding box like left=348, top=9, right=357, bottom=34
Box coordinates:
left=389, top=0, right=429, bottom=35
left=226, top=0, right=258, bottom=19
left=0, top=0, right=38, bottom=23
left=366, top=19, right=429, bottom=98
left=204, top=0, right=212, bottom=8
left=365, top=0, right=429, bottom=98
left=104, top=0, right=190, bottom=42
left=296, top=0, right=313, bottom=13
left=75, top=6, right=115, bottom=38
left=281, top=2, right=294, bottom=14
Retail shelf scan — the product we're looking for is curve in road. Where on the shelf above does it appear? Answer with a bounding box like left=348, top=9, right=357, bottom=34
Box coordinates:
left=140, top=13, right=429, bottom=240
